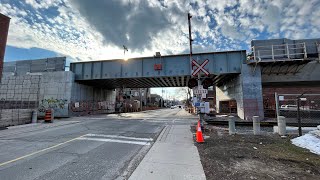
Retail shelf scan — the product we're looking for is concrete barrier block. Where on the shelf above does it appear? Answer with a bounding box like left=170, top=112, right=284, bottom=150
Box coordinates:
left=23, top=88, right=31, bottom=94
left=15, top=97, right=22, bottom=101
left=21, top=93, right=30, bottom=99
left=1, top=79, right=9, bottom=84
left=0, top=94, right=6, bottom=100
left=31, top=77, right=40, bottom=83
left=30, top=94, right=38, bottom=101
left=30, top=84, right=38, bottom=89
left=253, top=116, right=260, bottom=135
left=16, top=85, right=23, bottom=89
left=7, top=94, right=14, bottom=98
left=0, top=85, right=7, bottom=90
left=47, top=88, right=59, bottom=95
left=278, top=116, right=286, bottom=136
left=8, top=84, right=15, bottom=89
left=23, top=81, right=31, bottom=87
left=15, top=80, right=23, bottom=85
left=15, top=89, right=23, bottom=94
left=38, top=94, right=44, bottom=100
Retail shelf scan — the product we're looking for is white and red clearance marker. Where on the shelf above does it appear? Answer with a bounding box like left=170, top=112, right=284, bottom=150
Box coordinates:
left=192, top=59, right=210, bottom=76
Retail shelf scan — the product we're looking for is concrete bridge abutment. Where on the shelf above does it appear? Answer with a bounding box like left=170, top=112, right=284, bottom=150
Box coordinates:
left=216, top=64, right=264, bottom=120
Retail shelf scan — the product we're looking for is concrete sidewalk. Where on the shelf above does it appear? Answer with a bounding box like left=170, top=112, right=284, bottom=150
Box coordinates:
left=129, top=124, right=206, bottom=180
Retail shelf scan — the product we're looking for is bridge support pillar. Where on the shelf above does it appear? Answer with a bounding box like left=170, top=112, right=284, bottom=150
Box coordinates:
left=241, top=64, right=264, bottom=120
left=216, top=64, right=264, bottom=120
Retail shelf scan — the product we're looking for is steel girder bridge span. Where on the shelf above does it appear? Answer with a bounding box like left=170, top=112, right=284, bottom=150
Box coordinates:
left=70, top=51, right=246, bottom=89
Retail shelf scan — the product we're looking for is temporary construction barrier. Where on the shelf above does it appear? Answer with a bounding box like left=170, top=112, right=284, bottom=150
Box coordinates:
left=44, top=109, right=53, bottom=123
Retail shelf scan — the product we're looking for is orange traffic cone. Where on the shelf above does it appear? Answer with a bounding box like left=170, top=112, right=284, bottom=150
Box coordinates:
left=196, top=120, right=204, bottom=143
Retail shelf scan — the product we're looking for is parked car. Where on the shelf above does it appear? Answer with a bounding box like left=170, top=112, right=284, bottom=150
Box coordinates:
left=280, top=105, right=297, bottom=109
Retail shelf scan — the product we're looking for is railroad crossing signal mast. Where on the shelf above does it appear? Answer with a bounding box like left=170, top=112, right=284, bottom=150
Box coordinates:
left=188, top=13, right=210, bottom=128
left=188, top=13, right=193, bottom=63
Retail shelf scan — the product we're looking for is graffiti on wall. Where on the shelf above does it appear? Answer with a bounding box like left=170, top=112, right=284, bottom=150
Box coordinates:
left=69, top=101, right=115, bottom=113
left=38, top=98, right=68, bottom=112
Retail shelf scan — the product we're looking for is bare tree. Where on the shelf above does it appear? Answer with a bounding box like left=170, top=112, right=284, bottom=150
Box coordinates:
left=174, top=87, right=191, bottom=105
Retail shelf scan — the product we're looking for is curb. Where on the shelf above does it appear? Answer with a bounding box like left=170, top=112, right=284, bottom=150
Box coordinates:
left=126, top=125, right=167, bottom=179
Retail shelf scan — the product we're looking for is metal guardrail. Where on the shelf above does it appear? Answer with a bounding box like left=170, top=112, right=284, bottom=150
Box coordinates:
left=247, top=42, right=308, bottom=64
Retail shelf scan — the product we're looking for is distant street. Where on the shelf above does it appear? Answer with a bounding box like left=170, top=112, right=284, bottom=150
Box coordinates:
left=0, top=108, right=195, bottom=180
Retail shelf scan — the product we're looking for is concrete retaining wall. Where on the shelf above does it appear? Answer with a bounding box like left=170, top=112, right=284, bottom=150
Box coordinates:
left=0, top=71, right=116, bottom=127
left=3, top=57, right=66, bottom=76
left=0, top=109, right=33, bottom=127
left=38, top=71, right=73, bottom=117
left=0, top=75, right=40, bottom=108
left=37, top=71, right=116, bottom=117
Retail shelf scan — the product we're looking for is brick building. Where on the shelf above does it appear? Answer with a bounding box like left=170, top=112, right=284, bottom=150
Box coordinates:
left=0, top=13, right=10, bottom=80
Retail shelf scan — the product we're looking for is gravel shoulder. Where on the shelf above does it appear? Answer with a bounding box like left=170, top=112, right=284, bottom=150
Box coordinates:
left=195, top=125, right=320, bottom=180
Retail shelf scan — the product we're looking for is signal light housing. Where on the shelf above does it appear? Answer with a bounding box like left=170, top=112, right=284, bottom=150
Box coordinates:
left=202, top=78, right=213, bottom=89
left=188, top=78, right=197, bottom=89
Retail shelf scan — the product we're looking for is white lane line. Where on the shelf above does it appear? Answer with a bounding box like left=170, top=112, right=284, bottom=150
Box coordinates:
left=76, top=137, right=151, bottom=146
left=84, top=134, right=153, bottom=142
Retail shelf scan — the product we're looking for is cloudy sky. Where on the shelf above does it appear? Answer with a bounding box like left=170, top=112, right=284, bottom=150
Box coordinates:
left=1, top=0, right=320, bottom=62
left=1, top=0, right=320, bottom=99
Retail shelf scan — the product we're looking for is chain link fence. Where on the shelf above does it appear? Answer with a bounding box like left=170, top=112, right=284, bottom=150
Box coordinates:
left=276, top=93, right=320, bottom=124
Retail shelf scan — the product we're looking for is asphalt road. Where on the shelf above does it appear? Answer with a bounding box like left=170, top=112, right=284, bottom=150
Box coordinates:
left=0, top=108, right=195, bottom=180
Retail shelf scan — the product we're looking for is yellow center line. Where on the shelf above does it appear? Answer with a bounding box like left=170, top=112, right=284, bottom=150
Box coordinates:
left=0, top=135, right=84, bottom=167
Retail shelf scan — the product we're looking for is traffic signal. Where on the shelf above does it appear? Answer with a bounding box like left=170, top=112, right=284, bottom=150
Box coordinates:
left=202, top=78, right=213, bottom=89
left=188, top=78, right=197, bottom=89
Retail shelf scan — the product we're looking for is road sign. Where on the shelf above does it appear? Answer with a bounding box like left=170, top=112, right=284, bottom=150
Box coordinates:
left=279, top=96, right=284, bottom=101
left=194, top=89, right=208, bottom=95
left=192, top=59, right=210, bottom=76
left=193, top=85, right=208, bottom=95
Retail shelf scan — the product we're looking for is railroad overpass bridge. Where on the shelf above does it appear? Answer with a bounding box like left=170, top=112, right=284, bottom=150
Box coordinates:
left=70, top=50, right=246, bottom=88
left=70, top=38, right=320, bottom=120
left=70, top=49, right=263, bottom=120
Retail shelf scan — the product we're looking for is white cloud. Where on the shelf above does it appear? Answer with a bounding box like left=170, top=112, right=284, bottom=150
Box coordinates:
left=261, top=4, right=281, bottom=33
left=0, top=0, right=319, bottom=62
left=25, top=0, right=63, bottom=9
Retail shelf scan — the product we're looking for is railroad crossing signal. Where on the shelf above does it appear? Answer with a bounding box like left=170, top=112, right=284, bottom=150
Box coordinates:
left=192, top=59, right=210, bottom=76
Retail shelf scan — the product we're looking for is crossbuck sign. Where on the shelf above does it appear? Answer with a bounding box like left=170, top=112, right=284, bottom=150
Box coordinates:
left=192, top=59, right=210, bottom=76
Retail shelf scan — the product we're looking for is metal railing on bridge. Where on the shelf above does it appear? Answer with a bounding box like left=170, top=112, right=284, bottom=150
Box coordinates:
left=247, top=42, right=308, bottom=64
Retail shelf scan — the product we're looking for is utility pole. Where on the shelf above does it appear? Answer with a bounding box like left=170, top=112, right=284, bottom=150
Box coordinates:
left=297, top=98, right=302, bottom=136
left=161, top=88, right=164, bottom=108
left=140, top=88, right=143, bottom=111
left=188, top=12, right=193, bottom=112
left=188, top=13, right=204, bottom=128
left=297, top=92, right=306, bottom=136
left=188, top=13, right=193, bottom=62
